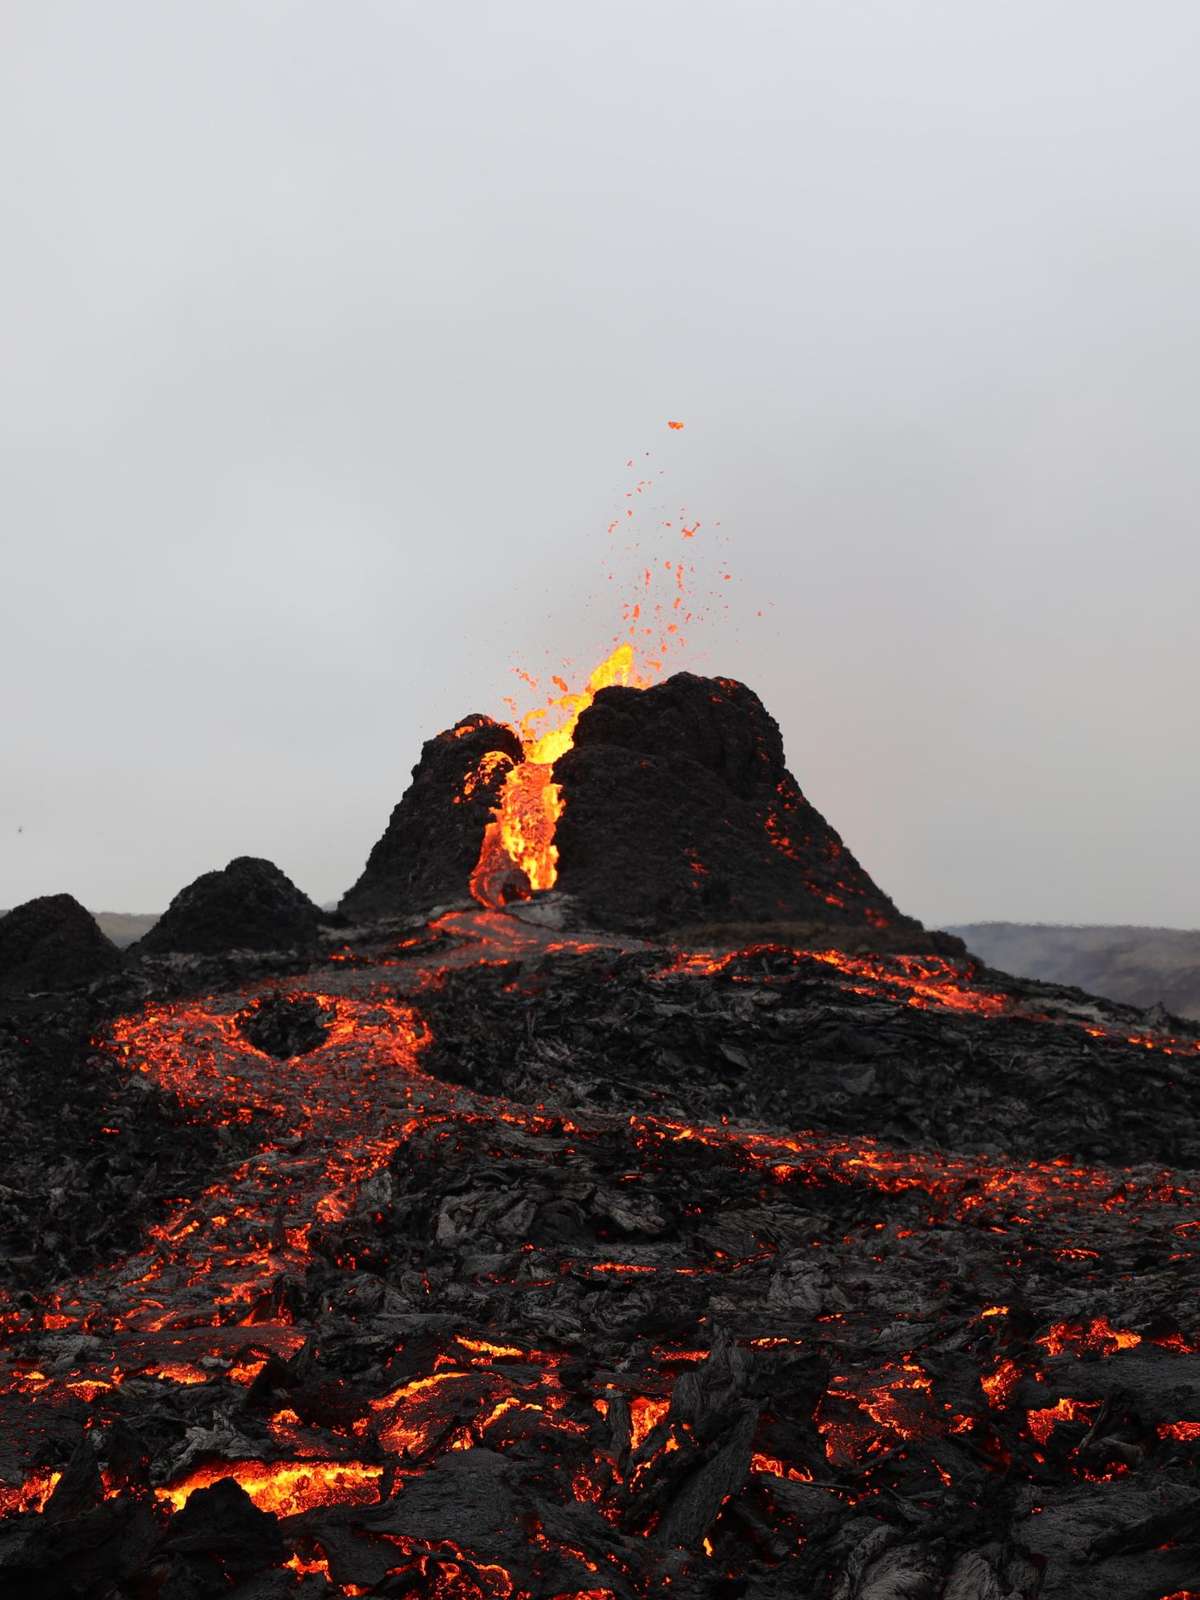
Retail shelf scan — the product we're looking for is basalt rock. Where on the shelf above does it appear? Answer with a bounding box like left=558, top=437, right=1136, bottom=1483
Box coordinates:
left=237, top=992, right=335, bottom=1058
left=340, top=715, right=523, bottom=921
left=134, top=856, right=324, bottom=956
left=553, top=672, right=934, bottom=943
left=0, top=893, right=123, bottom=995
left=0, top=982, right=268, bottom=1296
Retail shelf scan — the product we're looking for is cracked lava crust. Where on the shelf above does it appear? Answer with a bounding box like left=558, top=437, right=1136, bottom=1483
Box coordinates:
left=1, top=906, right=1199, bottom=1599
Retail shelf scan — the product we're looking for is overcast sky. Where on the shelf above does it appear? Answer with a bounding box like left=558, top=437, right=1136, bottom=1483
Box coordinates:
left=3, top=2, right=1198, bottom=929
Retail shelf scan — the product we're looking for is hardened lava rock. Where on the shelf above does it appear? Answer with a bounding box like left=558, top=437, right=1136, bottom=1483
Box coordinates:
left=340, top=714, right=523, bottom=921
left=0, top=893, right=123, bottom=995
left=237, top=992, right=335, bottom=1058
left=2, top=918, right=1200, bottom=1598
left=553, top=671, right=942, bottom=942
left=134, top=856, right=324, bottom=956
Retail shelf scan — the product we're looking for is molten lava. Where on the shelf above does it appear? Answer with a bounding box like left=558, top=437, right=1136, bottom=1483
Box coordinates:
left=470, top=643, right=645, bottom=906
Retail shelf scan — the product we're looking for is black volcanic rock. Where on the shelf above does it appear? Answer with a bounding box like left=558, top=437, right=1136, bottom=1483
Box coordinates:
left=553, top=672, right=930, bottom=941
left=237, top=991, right=334, bottom=1057
left=0, top=986, right=268, bottom=1297
left=0, top=893, right=122, bottom=994
left=164, top=1476, right=285, bottom=1578
left=134, top=856, right=323, bottom=955
left=341, top=714, right=523, bottom=921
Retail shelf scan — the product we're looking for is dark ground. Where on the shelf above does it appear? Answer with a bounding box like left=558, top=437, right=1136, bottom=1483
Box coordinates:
left=0, top=916, right=1196, bottom=1598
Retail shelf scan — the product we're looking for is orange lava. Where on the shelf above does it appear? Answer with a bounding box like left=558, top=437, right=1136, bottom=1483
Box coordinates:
left=0, top=1468, right=61, bottom=1517
left=662, top=944, right=1011, bottom=1017
left=1026, top=1397, right=1100, bottom=1445
left=981, top=1359, right=1021, bottom=1409
left=750, top=1452, right=813, bottom=1482
left=155, top=1459, right=384, bottom=1516
left=657, top=943, right=1200, bottom=1058
left=628, top=1395, right=671, bottom=1451
left=1037, top=1318, right=1142, bottom=1358
left=470, top=643, right=645, bottom=905
left=1159, top=1421, right=1200, bottom=1441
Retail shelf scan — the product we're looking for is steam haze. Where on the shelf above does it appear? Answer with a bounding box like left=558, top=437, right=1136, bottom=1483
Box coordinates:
left=3, top=2, right=1198, bottom=928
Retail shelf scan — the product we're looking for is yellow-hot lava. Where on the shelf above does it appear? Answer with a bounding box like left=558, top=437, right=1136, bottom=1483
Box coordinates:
left=470, top=643, right=646, bottom=906
left=155, top=1459, right=383, bottom=1516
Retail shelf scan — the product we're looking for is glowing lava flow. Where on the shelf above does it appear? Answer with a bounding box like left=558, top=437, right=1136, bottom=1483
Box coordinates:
left=656, top=942, right=1200, bottom=1057
left=24, top=990, right=435, bottom=1338
left=470, top=643, right=645, bottom=905
left=1, top=913, right=1198, bottom=1597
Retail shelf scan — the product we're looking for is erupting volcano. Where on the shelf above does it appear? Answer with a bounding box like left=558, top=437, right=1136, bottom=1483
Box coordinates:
left=343, top=651, right=935, bottom=945
left=2, top=652, right=1199, bottom=1599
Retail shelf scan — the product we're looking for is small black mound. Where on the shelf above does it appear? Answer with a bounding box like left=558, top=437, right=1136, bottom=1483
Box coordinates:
left=0, top=893, right=122, bottom=995
left=237, top=991, right=334, bottom=1057
left=134, top=856, right=323, bottom=956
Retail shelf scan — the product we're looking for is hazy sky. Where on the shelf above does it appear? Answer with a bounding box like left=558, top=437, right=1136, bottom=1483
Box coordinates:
left=3, top=2, right=1198, bottom=929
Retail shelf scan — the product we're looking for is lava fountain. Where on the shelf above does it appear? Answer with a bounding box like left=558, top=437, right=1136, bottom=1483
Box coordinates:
left=469, top=642, right=646, bottom=906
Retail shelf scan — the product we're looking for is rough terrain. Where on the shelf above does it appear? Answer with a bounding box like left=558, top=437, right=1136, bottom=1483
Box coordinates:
left=1, top=908, right=1197, bottom=1599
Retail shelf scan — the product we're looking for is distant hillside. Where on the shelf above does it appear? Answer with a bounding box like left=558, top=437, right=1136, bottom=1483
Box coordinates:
left=9, top=901, right=334, bottom=948
left=951, top=923, right=1200, bottom=1021
left=92, top=912, right=160, bottom=948
left=0, top=910, right=158, bottom=951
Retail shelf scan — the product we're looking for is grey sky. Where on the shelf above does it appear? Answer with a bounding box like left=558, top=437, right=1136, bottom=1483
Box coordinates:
left=3, top=2, right=1198, bottom=929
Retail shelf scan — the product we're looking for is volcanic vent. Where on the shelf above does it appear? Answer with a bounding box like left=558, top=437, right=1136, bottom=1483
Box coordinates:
left=342, top=657, right=938, bottom=945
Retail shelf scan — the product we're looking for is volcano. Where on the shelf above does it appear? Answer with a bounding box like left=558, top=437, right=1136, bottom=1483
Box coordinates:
left=2, top=667, right=1199, bottom=1600
left=342, top=663, right=948, bottom=951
